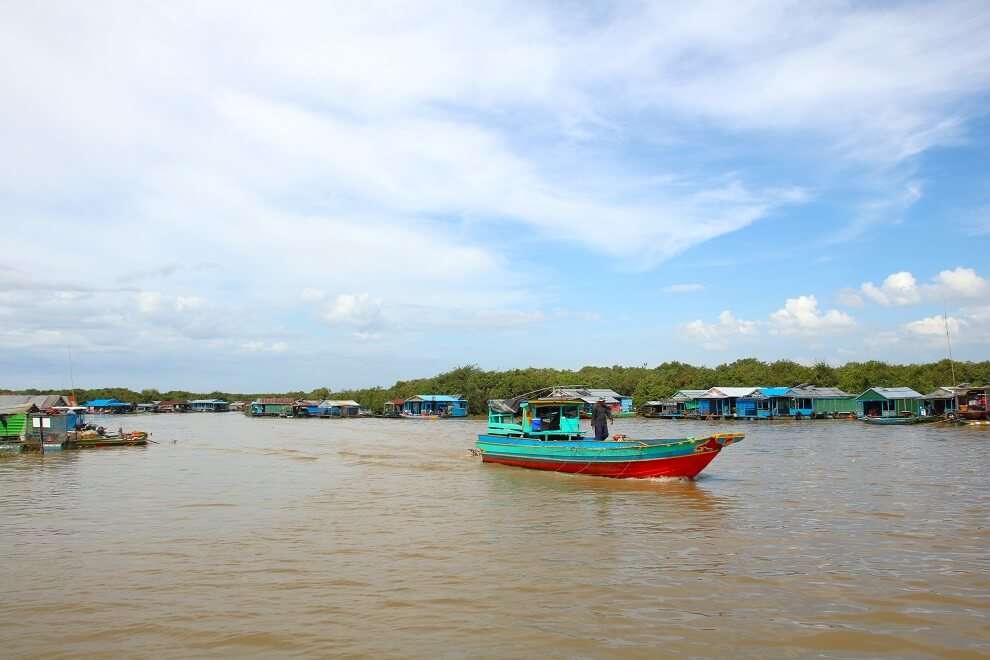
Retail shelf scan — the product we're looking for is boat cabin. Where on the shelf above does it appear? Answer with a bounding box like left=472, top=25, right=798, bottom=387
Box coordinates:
left=486, top=397, right=584, bottom=439
left=921, top=387, right=960, bottom=416
left=856, top=387, right=922, bottom=418
left=549, top=387, right=633, bottom=416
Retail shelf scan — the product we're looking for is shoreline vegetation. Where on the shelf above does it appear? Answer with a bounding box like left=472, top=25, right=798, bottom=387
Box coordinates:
left=4, top=358, right=988, bottom=416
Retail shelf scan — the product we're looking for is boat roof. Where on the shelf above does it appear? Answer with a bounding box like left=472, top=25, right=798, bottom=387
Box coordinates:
left=489, top=393, right=581, bottom=414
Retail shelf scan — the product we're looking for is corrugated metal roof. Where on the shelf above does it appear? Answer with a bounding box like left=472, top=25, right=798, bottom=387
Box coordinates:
left=189, top=399, right=228, bottom=404
left=0, top=401, right=38, bottom=415
left=0, top=394, right=70, bottom=409
left=253, top=397, right=296, bottom=405
left=788, top=386, right=852, bottom=398
left=858, top=387, right=922, bottom=400
left=701, top=387, right=762, bottom=399
left=672, top=390, right=708, bottom=399
left=318, top=400, right=360, bottom=408
left=922, top=387, right=958, bottom=400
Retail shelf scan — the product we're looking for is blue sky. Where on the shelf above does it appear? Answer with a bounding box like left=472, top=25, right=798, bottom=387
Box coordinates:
left=1, top=1, right=989, bottom=392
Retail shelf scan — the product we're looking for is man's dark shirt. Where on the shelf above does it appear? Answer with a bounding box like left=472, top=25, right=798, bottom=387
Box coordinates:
left=591, top=403, right=613, bottom=426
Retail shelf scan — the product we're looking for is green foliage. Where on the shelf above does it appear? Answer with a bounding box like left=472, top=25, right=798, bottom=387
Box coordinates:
left=4, top=358, right=987, bottom=414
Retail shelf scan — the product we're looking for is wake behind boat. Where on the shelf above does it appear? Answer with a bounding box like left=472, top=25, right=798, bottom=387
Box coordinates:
left=475, top=393, right=742, bottom=479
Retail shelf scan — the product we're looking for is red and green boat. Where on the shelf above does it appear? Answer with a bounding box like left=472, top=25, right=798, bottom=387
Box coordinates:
left=476, top=394, right=743, bottom=479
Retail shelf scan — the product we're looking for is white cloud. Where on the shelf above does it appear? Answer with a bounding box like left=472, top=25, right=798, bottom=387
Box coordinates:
left=664, top=283, right=705, bottom=294
left=861, top=271, right=921, bottom=306
left=769, top=295, right=855, bottom=336
left=926, top=267, right=990, bottom=300
left=682, top=311, right=758, bottom=350
left=904, top=315, right=963, bottom=338
left=325, top=293, right=385, bottom=338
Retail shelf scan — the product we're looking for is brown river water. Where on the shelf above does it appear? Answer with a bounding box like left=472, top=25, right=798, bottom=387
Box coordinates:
left=1, top=415, right=988, bottom=658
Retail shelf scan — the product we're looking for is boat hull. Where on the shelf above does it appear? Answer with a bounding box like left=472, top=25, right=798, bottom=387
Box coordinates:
left=861, top=416, right=938, bottom=425
left=476, top=433, right=742, bottom=479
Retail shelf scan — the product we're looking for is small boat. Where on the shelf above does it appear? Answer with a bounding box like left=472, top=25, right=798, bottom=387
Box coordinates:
left=400, top=412, right=440, bottom=420
left=860, top=415, right=939, bottom=425
left=476, top=394, right=742, bottom=479
left=63, top=430, right=150, bottom=449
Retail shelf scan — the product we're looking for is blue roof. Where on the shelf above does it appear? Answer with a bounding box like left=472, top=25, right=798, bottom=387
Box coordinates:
left=412, top=394, right=465, bottom=402
left=84, top=398, right=131, bottom=407
left=760, top=387, right=792, bottom=397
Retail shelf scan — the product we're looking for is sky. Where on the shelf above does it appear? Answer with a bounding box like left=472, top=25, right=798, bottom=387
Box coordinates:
left=2, top=1, right=989, bottom=392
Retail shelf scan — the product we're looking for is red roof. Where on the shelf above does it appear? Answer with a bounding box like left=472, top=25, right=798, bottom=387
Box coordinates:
left=387, top=399, right=406, bottom=405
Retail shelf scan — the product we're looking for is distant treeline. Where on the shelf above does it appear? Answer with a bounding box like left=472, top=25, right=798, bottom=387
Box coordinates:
left=5, top=358, right=989, bottom=415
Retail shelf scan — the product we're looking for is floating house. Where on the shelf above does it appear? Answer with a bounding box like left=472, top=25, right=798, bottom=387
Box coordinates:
left=158, top=400, right=190, bottom=413
left=640, top=400, right=679, bottom=417
left=856, top=387, right=922, bottom=418
left=640, top=389, right=707, bottom=418
left=136, top=402, right=159, bottom=413
left=317, top=400, right=361, bottom=417
left=289, top=400, right=321, bottom=417
left=189, top=399, right=229, bottom=412
left=402, top=395, right=468, bottom=417
left=83, top=398, right=134, bottom=414
left=921, top=387, right=960, bottom=416
left=0, top=400, right=37, bottom=446
left=383, top=399, right=405, bottom=417
left=1, top=397, right=83, bottom=449
left=732, top=387, right=793, bottom=419
left=229, top=401, right=247, bottom=412
left=249, top=397, right=295, bottom=417
left=549, top=387, right=635, bottom=417
left=698, top=387, right=762, bottom=417
left=788, top=385, right=857, bottom=418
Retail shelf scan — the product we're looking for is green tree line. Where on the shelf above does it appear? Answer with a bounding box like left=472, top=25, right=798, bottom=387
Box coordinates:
left=8, top=358, right=985, bottom=414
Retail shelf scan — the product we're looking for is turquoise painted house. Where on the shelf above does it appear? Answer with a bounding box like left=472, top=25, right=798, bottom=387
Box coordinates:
left=403, top=395, right=468, bottom=417
left=856, top=387, right=922, bottom=418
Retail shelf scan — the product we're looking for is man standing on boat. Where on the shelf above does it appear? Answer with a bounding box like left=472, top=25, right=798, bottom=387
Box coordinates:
left=591, top=398, right=613, bottom=441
